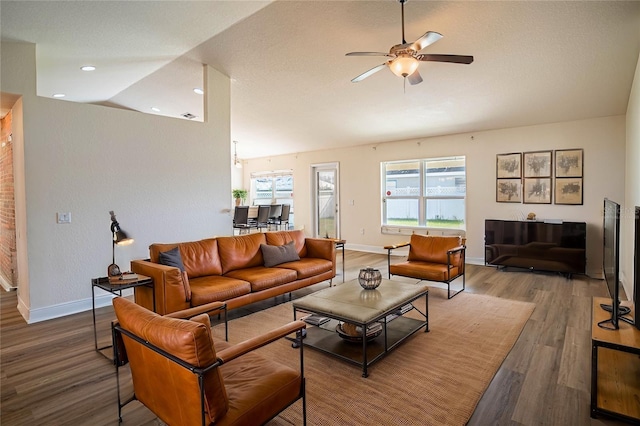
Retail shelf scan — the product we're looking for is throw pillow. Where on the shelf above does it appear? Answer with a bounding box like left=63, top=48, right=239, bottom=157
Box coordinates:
left=158, top=246, right=185, bottom=271
left=261, top=241, right=300, bottom=267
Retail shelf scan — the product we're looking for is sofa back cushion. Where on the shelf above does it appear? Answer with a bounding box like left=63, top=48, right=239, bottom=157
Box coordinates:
left=265, top=230, right=308, bottom=258
left=217, top=233, right=267, bottom=274
left=407, top=234, right=462, bottom=265
left=150, top=238, right=222, bottom=278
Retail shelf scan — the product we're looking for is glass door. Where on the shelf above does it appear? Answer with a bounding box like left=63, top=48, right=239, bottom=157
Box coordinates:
left=312, top=163, right=339, bottom=238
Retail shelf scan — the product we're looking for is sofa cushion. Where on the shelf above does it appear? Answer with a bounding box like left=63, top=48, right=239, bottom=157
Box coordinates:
left=276, top=258, right=333, bottom=279
left=218, top=343, right=301, bottom=425
left=265, top=230, right=308, bottom=258
left=261, top=241, right=300, bottom=267
left=407, top=234, right=462, bottom=265
left=217, top=233, right=266, bottom=274
left=390, top=261, right=459, bottom=282
left=158, top=247, right=185, bottom=271
left=151, top=239, right=222, bottom=278
left=224, top=267, right=297, bottom=292
left=189, top=276, right=252, bottom=307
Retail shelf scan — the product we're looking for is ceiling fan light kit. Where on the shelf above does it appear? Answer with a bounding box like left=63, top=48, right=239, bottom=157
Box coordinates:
left=389, top=55, right=419, bottom=78
left=346, top=0, right=473, bottom=86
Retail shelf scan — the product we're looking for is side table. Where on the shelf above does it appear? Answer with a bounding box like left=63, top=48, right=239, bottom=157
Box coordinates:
left=92, top=274, right=154, bottom=362
left=325, top=238, right=346, bottom=284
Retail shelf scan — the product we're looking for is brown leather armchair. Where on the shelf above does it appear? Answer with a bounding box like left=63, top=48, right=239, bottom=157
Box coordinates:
left=112, top=297, right=307, bottom=425
left=385, top=234, right=466, bottom=299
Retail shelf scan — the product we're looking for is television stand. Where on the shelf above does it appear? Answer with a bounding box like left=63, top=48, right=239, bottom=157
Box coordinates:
left=599, top=303, right=631, bottom=315
left=598, top=303, right=635, bottom=329
left=591, top=298, right=640, bottom=423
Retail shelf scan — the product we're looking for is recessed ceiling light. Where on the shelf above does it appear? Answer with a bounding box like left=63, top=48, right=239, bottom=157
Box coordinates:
left=53, top=93, right=65, bottom=98
left=151, top=107, right=161, bottom=112
left=81, top=65, right=96, bottom=71
left=193, top=88, right=204, bottom=95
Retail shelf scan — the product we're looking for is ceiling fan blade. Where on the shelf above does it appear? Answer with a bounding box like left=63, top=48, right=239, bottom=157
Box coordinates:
left=407, top=70, right=423, bottom=85
left=351, top=63, right=388, bottom=83
left=417, top=54, right=474, bottom=64
left=346, top=52, right=394, bottom=57
left=410, top=31, right=443, bottom=52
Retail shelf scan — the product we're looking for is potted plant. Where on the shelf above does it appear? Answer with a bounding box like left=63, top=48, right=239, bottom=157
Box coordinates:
left=232, top=189, right=248, bottom=206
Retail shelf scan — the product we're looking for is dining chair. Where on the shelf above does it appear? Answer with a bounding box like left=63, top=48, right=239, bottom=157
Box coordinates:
left=232, top=206, right=251, bottom=234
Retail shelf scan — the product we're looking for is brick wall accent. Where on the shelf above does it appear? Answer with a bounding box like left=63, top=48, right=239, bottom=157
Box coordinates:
left=1, top=111, right=17, bottom=287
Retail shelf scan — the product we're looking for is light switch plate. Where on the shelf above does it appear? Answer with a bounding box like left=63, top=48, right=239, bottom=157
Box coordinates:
left=57, top=212, right=71, bottom=224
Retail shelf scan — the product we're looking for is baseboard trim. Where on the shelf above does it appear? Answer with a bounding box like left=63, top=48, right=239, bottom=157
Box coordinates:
left=19, top=288, right=132, bottom=324
left=0, top=274, right=17, bottom=292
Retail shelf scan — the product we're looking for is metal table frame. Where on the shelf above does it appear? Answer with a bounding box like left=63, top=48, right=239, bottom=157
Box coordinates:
left=292, top=281, right=429, bottom=377
left=92, top=275, right=154, bottom=362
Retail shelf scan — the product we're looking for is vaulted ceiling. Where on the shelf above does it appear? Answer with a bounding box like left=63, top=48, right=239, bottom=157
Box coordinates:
left=2, top=1, right=639, bottom=159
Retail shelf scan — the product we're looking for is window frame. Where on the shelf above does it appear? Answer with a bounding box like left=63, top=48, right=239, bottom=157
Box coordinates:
left=381, top=156, right=466, bottom=232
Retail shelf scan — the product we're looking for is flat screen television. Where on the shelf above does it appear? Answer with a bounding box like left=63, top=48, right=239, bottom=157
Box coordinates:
left=599, top=198, right=632, bottom=329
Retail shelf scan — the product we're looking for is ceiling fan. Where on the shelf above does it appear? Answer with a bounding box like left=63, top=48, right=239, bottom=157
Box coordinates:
left=346, top=0, right=473, bottom=85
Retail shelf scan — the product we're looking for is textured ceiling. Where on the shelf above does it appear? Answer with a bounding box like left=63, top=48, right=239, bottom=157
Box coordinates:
left=2, top=1, right=639, bottom=159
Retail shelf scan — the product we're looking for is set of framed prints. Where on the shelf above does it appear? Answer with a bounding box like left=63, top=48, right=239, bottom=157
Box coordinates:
left=496, top=149, right=583, bottom=205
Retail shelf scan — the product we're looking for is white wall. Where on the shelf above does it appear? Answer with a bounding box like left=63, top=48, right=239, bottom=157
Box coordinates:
left=623, top=53, right=640, bottom=300
left=243, top=115, right=626, bottom=278
left=1, top=42, right=233, bottom=322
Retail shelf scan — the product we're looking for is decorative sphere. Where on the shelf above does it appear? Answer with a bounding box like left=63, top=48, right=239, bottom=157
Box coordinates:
left=358, top=267, right=382, bottom=290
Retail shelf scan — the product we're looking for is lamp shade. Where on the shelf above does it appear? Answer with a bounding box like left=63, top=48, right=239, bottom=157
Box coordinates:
left=114, top=229, right=133, bottom=245
left=108, top=211, right=134, bottom=277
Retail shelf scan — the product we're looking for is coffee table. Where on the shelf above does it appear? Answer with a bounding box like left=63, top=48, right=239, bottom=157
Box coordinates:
left=292, top=279, right=429, bottom=377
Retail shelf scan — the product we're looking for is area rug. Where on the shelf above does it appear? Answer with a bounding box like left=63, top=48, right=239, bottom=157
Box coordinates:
left=212, top=288, right=535, bottom=426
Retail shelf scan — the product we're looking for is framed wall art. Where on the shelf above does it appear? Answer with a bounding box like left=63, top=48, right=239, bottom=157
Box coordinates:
left=496, top=178, right=522, bottom=203
left=523, top=178, right=552, bottom=204
left=523, top=151, right=552, bottom=178
left=555, top=177, right=583, bottom=205
left=496, top=153, right=521, bottom=178
left=555, top=148, right=583, bottom=178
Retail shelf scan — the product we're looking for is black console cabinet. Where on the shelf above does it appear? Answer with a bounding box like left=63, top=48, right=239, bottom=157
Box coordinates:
left=485, top=219, right=586, bottom=275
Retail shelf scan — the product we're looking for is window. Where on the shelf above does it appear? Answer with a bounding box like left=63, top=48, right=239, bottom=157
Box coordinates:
left=250, top=170, right=294, bottom=226
left=382, top=157, right=466, bottom=230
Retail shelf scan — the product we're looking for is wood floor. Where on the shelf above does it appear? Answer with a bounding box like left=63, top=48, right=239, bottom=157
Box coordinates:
left=0, top=251, right=632, bottom=425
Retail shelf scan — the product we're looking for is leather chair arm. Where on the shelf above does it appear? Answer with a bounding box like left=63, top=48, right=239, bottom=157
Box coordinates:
left=164, top=301, right=226, bottom=320
left=216, top=320, right=306, bottom=364
left=447, top=245, right=466, bottom=255
left=447, top=245, right=466, bottom=272
left=384, top=242, right=410, bottom=251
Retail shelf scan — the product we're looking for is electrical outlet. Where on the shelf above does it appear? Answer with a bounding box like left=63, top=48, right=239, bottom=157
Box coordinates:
left=360, top=228, right=365, bottom=235
left=57, top=212, right=71, bottom=224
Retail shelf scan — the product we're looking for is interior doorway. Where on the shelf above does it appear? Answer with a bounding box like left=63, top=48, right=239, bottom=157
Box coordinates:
left=311, top=163, right=340, bottom=239
left=0, top=108, right=17, bottom=291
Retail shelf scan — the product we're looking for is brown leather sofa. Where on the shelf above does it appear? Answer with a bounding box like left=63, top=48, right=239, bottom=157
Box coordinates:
left=131, top=230, right=336, bottom=315
left=385, top=234, right=466, bottom=299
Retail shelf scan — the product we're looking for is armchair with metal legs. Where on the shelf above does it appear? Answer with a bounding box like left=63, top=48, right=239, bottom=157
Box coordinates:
left=385, top=234, right=466, bottom=299
left=112, top=297, right=307, bottom=425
